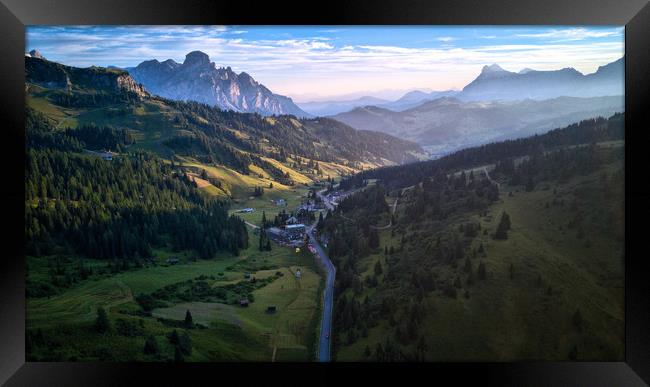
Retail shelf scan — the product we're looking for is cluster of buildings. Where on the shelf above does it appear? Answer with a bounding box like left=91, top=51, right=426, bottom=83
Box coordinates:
left=266, top=223, right=307, bottom=247
left=298, top=201, right=325, bottom=212
left=324, top=191, right=345, bottom=206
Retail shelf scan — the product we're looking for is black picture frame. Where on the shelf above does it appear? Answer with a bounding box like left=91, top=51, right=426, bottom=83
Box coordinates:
left=1, top=0, right=649, bottom=385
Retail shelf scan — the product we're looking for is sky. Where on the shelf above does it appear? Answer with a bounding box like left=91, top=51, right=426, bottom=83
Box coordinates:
left=26, top=26, right=624, bottom=102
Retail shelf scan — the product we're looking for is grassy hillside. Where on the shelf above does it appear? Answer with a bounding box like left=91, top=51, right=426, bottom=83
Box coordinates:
left=335, top=155, right=623, bottom=361
left=25, top=56, right=424, bottom=173
left=27, top=241, right=322, bottom=361
left=322, top=117, right=624, bottom=361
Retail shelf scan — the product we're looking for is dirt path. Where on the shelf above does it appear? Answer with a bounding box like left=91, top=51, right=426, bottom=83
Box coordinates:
left=245, top=221, right=260, bottom=229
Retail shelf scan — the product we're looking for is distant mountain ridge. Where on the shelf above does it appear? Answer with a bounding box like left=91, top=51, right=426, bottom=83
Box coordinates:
left=297, top=90, right=460, bottom=116
left=299, top=57, right=622, bottom=117
left=297, top=96, right=390, bottom=117
left=382, top=89, right=459, bottom=111
left=459, top=57, right=624, bottom=101
left=332, top=95, right=624, bottom=154
left=128, top=51, right=311, bottom=118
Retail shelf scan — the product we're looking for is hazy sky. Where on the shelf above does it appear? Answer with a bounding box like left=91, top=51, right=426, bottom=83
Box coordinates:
left=26, top=26, right=624, bottom=102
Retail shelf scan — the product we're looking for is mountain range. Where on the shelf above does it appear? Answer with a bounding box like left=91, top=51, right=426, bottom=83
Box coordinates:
left=297, top=90, right=460, bottom=116
left=25, top=56, right=425, bottom=175
left=332, top=95, right=624, bottom=155
left=328, top=57, right=623, bottom=154
left=458, top=58, right=624, bottom=101
left=25, top=49, right=624, bottom=163
left=127, top=51, right=311, bottom=118
left=296, top=57, right=622, bottom=117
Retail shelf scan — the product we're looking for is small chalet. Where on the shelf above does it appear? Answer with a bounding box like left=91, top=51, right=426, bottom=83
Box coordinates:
left=239, top=299, right=250, bottom=307
left=266, top=306, right=277, bottom=314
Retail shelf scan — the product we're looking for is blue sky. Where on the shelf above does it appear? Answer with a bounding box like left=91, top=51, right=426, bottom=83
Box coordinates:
left=26, top=26, right=624, bottom=101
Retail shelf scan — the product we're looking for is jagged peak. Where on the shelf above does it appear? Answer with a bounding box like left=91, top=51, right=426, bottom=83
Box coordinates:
left=136, top=59, right=160, bottom=68
left=162, top=59, right=180, bottom=66
left=183, top=51, right=211, bottom=66
left=481, top=63, right=506, bottom=73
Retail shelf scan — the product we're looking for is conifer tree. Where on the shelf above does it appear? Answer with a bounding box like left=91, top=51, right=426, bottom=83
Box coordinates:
left=184, top=310, right=193, bottom=327
left=95, top=307, right=110, bottom=333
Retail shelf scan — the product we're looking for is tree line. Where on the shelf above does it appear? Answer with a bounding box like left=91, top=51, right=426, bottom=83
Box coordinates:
left=26, top=110, right=249, bottom=274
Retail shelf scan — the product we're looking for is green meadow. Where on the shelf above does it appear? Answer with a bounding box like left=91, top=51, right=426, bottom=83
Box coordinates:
left=27, top=239, right=323, bottom=362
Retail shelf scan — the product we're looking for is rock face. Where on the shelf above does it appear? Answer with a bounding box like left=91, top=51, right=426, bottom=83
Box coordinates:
left=128, top=51, right=311, bottom=117
left=114, top=73, right=148, bottom=98
left=459, top=57, right=624, bottom=101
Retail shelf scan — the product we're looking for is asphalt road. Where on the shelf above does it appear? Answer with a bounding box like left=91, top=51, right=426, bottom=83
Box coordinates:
left=308, top=223, right=335, bottom=362
left=312, top=187, right=337, bottom=362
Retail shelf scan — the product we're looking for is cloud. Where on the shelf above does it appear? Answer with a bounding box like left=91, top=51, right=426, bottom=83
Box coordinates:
left=516, top=27, right=623, bottom=41
left=25, top=26, right=624, bottom=98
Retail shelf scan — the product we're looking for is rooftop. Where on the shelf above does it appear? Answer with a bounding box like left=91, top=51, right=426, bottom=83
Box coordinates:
left=286, top=224, right=306, bottom=229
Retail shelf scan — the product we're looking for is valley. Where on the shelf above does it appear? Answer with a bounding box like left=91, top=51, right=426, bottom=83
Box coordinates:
left=23, top=34, right=625, bottom=363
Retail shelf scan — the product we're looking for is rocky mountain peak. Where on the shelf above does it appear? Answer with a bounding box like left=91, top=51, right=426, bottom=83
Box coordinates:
left=162, top=59, right=180, bottom=68
left=129, top=51, right=311, bottom=118
left=183, top=51, right=211, bottom=67
left=29, top=49, right=45, bottom=60
left=481, top=63, right=506, bottom=74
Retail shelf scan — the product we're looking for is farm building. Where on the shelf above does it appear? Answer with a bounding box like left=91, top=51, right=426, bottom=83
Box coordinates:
left=266, top=306, right=277, bottom=314
left=286, top=224, right=306, bottom=239
left=166, top=258, right=179, bottom=265
left=266, top=227, right=286, bottom=243
left=266, top=225, right=306, bottom=246
left=239, top=299, right=249, bottom=307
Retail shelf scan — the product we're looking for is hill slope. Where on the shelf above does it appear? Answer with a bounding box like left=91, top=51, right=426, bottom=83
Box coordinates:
left=320, top=114, right=624, bottom=361
left=26, top=56, right=425, bottom=188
